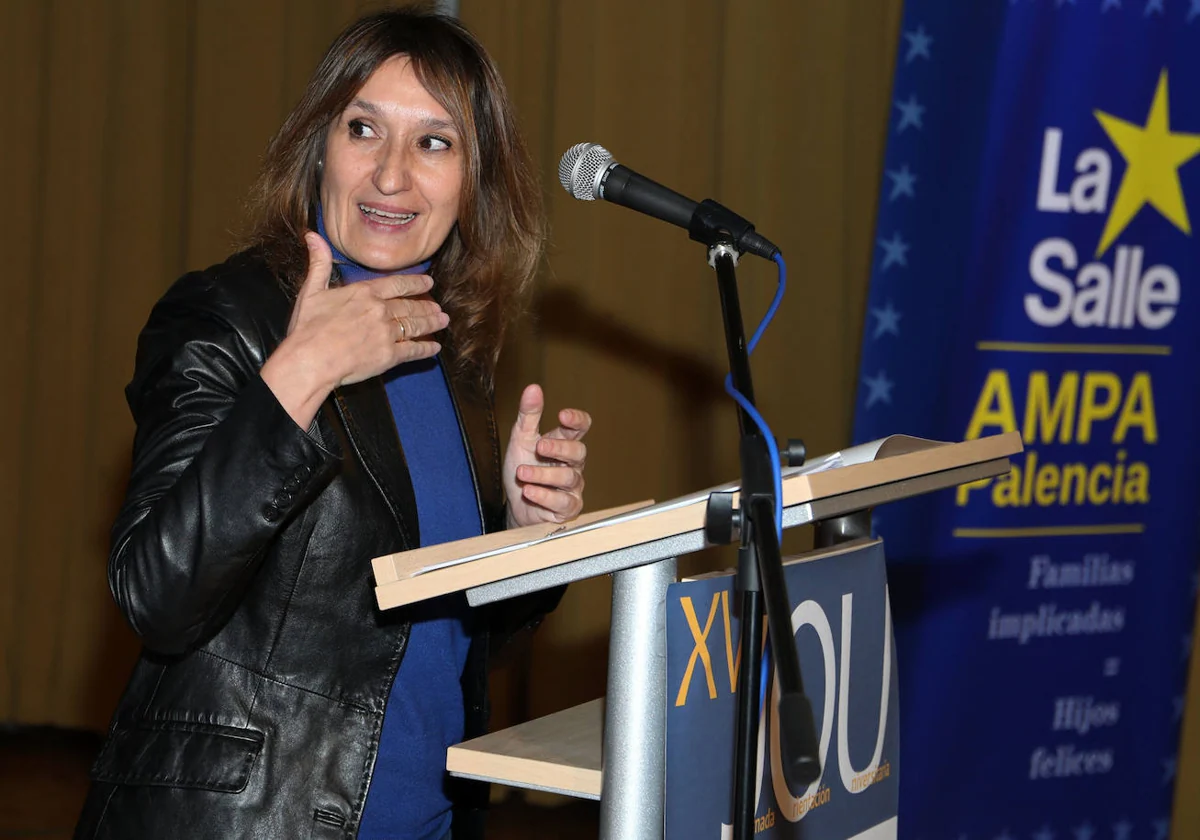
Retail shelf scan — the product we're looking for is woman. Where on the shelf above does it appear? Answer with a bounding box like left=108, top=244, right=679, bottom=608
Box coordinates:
left=74, top=7, right=588, bottom=840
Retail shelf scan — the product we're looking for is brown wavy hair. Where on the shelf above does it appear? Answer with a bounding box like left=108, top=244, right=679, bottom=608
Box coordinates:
left=243, top=4, right=544, bottom=390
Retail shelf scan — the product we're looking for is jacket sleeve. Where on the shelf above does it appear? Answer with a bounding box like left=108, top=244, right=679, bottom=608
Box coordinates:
left=109, top=275, right=340, bottom=655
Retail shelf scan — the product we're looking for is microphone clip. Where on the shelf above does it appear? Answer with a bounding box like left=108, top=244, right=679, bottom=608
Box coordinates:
left=689, top=199, right=754, bottom=253
left=689, top=199, right=777, bottom=261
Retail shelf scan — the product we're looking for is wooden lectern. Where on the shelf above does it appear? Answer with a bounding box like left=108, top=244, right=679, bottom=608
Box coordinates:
left=371, top=431, right=1022, bottom=840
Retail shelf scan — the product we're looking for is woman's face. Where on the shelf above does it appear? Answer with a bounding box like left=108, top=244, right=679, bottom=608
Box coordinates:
left=320, top=55, right=464, bottom=271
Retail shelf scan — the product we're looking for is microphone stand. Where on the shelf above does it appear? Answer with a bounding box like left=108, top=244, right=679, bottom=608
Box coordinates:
left=697, top=229, right=821, bottom=839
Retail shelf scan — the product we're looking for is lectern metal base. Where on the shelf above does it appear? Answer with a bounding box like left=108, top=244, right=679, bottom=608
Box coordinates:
left=601, top=556, right=676, bottom=840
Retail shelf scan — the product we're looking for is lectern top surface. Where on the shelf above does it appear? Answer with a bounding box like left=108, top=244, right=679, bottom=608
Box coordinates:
left=371, top=431, right=1022, bottom=611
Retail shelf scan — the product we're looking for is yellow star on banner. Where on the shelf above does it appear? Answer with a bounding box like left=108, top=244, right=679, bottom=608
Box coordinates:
left=1093, top=69, right=1200, bottom=256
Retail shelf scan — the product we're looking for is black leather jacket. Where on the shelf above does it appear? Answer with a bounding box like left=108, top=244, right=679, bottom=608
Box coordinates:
left=74, top=250, right=548, bottom=840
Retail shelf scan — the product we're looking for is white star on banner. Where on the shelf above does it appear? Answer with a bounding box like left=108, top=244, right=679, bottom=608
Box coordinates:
left=1163, top=755, right=1177, bottom=784
left=1189, top=0, right=1200, bottom=23
left=1145, top=0, right=1164, bottom=14
left=887, top=165, right=917, bottom=200
left=1112, top=819, right=1133, bottom=840
left=863, top=371, right=894, bottom=408
left=1033, top=826, right=1055, bottom=840
left=1153, top=818, right=1170, bottom=840
left=1074, top=823, right=1095, bottom=840
left=878, top=233, right=910, bottom=269
left=904, top=26, right=933, bottom=62
left=871, top=303, right=902, bottom=338
left=895, top=95, right=925, bottom=131
left=1102, top=0, right=1122, bottom=8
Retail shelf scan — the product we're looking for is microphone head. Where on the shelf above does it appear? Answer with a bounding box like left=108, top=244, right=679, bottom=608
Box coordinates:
left=558, top=142, right=614, bottom=201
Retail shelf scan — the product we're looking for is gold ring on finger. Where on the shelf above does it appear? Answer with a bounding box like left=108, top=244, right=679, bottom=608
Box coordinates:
left=394, top=315, right=407, bottom=340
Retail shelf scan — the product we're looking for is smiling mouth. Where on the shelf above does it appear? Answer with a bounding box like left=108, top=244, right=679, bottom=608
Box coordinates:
left=359, top=204, right=417, bottom=226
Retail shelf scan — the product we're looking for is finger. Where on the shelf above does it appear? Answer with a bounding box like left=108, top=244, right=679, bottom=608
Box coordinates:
left=394, top=311, right=450, bottom=342
left=367, top=273, right=435, bottom=300
left=385, top=298, right=443, bottom=322
left=513, top=383, right=544, bottom=438
left=390, top=338, right=442, bottom=365
left=516, top=464, right=584, bottom=492
left=299, top=233, right=334, bottom=298
left=545, top=408, right=592, bottom=441
left=535, top=437, right=586, bottom=467
left=521, top=484, right=583, bottom=521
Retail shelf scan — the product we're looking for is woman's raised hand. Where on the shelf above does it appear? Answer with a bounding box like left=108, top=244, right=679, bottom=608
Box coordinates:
left=261, top=232, right=449, bottom=429
left=502, top=384, right=592, bottom=528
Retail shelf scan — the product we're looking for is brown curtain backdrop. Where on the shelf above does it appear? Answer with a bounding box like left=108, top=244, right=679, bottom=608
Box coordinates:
left=2, top=0, right=1196, bottom=835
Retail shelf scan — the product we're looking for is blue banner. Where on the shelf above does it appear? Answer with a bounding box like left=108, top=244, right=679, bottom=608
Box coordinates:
left=853, top=2, right=1200, bottom=839
left=665, top=540, right=898, bottom=839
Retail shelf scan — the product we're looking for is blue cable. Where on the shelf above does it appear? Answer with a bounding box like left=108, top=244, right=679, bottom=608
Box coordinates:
left=721, top=251, right=788, bottom=713
left=723, top=250, right=786, bottom=537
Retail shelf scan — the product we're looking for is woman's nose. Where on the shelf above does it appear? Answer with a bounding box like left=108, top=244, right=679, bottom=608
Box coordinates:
left=373, top=141, right=412, bottom=194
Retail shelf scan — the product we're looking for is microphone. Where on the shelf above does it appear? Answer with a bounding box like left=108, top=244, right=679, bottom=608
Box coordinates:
left=558, top=143, right=780, bottom=260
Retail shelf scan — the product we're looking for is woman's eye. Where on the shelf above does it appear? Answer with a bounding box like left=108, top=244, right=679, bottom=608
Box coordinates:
left=348, top=119, right=376, bottom=139
left=420, top=134, right=452, bottom=152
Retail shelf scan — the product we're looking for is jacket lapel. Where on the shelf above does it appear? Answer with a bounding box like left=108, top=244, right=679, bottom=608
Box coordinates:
left=442, top=363, right=505, bottom=535
left=330, top=358, right=505, bottom=551
left=332, top=378, right=421, bottom=550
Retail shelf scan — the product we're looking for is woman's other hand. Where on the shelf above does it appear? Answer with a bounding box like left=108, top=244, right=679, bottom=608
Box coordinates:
left=503, top=384, right=591, bottom=528
left=261, top=232, right=449, bottom=428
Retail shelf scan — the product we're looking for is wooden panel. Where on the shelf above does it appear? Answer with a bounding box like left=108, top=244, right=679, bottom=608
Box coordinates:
left=372, top=502, right=651, bottom=586
left=373, top=432, right=1021, bottom=610
left=447, top=698, right=604, bottom=800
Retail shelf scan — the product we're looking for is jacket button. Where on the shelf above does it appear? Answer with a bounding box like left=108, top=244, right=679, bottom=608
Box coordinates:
left=264, top=504, right=280, bottom=522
